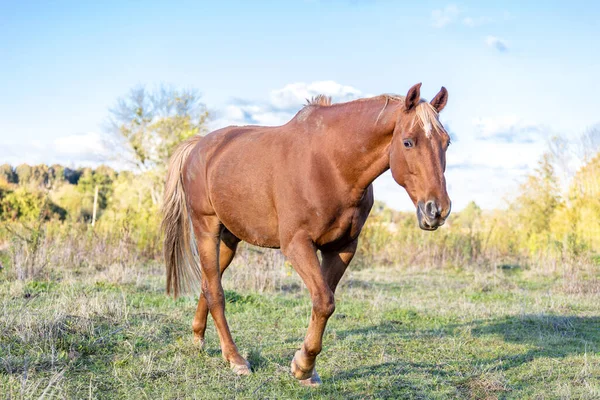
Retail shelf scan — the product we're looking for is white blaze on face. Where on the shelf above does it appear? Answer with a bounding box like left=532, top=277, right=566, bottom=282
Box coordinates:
left=415, top=102, right=444, bottom=139
left=422, top=120, right=433, bottom=138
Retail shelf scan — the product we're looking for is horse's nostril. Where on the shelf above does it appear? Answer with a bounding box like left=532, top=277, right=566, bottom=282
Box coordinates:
left=425, top=201, right=439, bottom=219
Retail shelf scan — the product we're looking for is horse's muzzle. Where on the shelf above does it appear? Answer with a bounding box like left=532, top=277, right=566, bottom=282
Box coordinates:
left=416, top=200, right=449, bottom=231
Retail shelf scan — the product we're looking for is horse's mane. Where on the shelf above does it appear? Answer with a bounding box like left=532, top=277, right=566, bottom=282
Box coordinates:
left=302, top=93, right=446, bottom=139
left=305, top=95, right=332, bottom=107
left=377, top=94, right=445, bottom=138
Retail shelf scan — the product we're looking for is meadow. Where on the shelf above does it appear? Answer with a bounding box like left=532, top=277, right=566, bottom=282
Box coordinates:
left=1, top=250, right=598, bottom=399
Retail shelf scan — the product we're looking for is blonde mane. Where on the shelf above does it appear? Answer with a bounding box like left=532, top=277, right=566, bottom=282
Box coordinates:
left=306, top=93, right=445, bottom=139
left=305, top=95, right=332, bottom=107
left=380, top=95, right=445, bottom=138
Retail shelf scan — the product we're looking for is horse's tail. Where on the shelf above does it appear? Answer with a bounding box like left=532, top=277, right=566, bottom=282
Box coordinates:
left=162, top=135, right=203, bottom=298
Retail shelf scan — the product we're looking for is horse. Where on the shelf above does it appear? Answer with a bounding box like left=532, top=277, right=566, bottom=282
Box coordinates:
left=161, top=83, right=451, bottom=386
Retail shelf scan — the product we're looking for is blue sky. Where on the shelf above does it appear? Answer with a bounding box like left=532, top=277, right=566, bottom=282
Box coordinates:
left=1, top=0, right=599, bottom=210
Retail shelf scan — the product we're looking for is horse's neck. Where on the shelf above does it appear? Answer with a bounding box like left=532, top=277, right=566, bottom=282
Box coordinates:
left=316, top=98, right=399, bottom=195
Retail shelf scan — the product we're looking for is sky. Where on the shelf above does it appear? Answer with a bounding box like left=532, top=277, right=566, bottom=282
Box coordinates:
left=1, top=0, right=599, bottom=211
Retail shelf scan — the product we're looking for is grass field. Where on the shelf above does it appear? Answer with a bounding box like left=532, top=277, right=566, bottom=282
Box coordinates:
left=1, top=259, right=599, bottom=399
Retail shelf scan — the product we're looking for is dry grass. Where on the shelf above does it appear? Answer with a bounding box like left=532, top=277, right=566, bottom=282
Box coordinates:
left=3, top=254, right=599, bottom=398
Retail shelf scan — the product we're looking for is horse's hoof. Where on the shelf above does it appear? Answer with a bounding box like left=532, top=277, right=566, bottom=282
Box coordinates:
left=290, top=351, right=314, bottom=380
left=231, top=361, right=252, bottom=376
left=299, top=370, right=322, bottom=387
left=193, top=335, right=205, bottom=349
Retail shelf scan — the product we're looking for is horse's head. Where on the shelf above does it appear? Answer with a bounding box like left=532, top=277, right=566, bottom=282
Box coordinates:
left=389, top=83, right=451, bottom=231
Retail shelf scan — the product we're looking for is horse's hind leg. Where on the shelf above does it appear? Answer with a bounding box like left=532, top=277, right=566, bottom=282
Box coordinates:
left=192, top=216, right=250, bottom=375
left=192, top=229, right=240, bottom=348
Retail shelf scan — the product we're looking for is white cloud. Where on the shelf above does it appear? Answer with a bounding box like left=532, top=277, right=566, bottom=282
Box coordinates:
left=269, top=81, right=363, bottom=110
left=372, top=171, right=415, bottom=211
left=472, top=116, right=546, bottom=143
left=0, top=132, right=113, bottom=168
left=450, top=140, right=542, bottom=171
left=211, top=80, right=364, bottom=130
left=431, top=5, right=494, bottom=29
left=31, top=139, right=44, bottom=149
left=485, top=35, right=508, bottom=52
left=463, top=16, right=491, bottom=27
left=53, top=132, right=108, bottom=158
left=211, top=103, right=294, bottom=129
left=436, top=115, right=552, bottom=210
left=445, top=164, right=521, bottom=210
left=431, top=4, right=460, bottom=28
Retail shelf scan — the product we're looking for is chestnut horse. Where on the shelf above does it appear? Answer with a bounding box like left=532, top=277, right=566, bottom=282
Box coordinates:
left=162, top=83, right=451, bottom=386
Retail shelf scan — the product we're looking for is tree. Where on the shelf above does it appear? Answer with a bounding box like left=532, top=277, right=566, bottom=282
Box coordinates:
left=30, top=164, right=50, bottom=188
left=563, top=150, right=600, bottom=251
left=512, top=153, right=561, bottom=236
left=15, top=164, right=32, bottom=186
left=0, top=187, right=66, bottom=222
left=0, top=164, right=17, bottom=184
left=106, top=85, right=209, bottom=204
left=577, top=123, right=600, bottom=163
left=49, top=164, right=65, bottom=186
left=507, top=153, right=562, bottom=257
left=76, top=165, right=116, bottom=212
left=13, top=164, right=51, bottom=189
left=63, top=168, right=82, bottom=185
left=455, top=201, right=483, bottom=260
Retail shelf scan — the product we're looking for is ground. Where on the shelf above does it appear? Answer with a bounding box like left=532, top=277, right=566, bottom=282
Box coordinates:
left=1, top=262, right=599, bottom=399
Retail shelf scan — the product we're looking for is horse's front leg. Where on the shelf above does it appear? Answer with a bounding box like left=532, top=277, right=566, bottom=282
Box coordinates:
left=283, top=233, right=335, bottom=386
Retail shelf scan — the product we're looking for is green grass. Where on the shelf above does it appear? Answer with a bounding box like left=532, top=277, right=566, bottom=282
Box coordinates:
left=1, top=263, right=599, bottom=399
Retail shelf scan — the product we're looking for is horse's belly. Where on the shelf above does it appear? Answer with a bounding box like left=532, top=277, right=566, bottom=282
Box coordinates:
left=219, top=210, right=281, bottom=248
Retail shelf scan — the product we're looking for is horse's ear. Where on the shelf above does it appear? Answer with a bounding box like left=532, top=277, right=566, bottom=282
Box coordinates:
left=430, top=86, right=448, bottom=113
left=405, top=83, right=422, bottom=111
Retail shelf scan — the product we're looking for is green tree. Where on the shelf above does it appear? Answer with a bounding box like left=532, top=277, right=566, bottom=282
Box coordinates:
left=0, top=187, right=65, bottom=221
left=76, top=165, right=116, bottom=213
left=30, top=164, right=50, bottom=188
left=512, top=154, right=561, bottom=234
left=562, top=150, right=600, bottom=252
left=49, top=164, right=65, bottom=186
left=15, top=164, right=32, bottom=186
left=509, top=153, right=562, bottom=256
left=51, top=184, right=91, bottom=222
left=456, top=201, right=483, bottom=260
left=64, top=167, right=82, bottom=185
left=107, top=85, right=209, bottom=204
left=0, top=164, right=17, bottom=184
left=13, top=164, right=52, bottom=189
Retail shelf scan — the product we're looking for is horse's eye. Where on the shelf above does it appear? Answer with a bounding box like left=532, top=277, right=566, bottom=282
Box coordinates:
left=403, top=139, right=414, bottom=148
